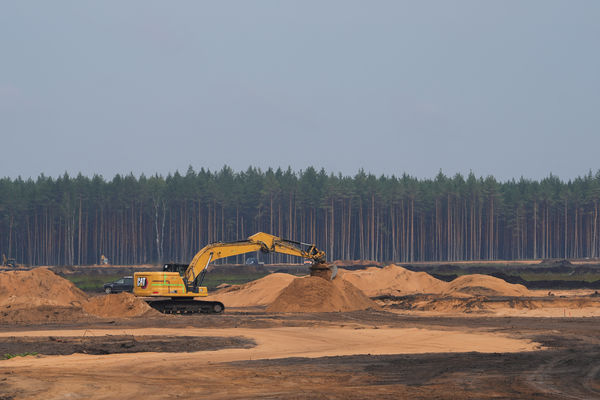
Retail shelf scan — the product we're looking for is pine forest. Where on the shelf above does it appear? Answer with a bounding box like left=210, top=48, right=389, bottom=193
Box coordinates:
left=2, top=166, right=600, bottom=266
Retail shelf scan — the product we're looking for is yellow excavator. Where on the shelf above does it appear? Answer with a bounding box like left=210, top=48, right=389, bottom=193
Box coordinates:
left=133, top=232, right=336, bottom=314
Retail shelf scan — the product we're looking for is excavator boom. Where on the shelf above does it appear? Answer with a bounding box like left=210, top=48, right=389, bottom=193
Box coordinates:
left=184, top=232, right=329, bottom=286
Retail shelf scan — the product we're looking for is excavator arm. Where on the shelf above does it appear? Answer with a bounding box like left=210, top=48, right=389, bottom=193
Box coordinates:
left=183, top=232, right=333, bottom=286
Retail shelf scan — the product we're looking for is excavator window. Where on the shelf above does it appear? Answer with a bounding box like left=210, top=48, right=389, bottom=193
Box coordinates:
left=163, top=263, right=189, bottom=274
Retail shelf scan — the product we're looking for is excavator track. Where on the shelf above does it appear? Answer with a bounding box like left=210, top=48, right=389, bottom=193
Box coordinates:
left=146, top=299, right=225, bottom=314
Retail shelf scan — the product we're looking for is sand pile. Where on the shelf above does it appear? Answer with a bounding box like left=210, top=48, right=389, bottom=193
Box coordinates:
left=208, top=272, right=378, bottom=312
left=0, top=268, right=90, bottom=324
left=266, top=276, right=378, bottom=313
left=0, top=267, right=88, bottom=308
left=339, top=265, right=529, bottom=298
left=339, top=265, right=448, bottom=297
left=0, top=268, right=157, bottom=323
left=83, top=292, right=158, bottom=318
left=443, top=274, right=530, bottom=297
left=207, top=273, right=297, bottom=307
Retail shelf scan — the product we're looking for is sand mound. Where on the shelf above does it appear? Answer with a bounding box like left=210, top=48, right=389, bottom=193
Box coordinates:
left=0, top=268, right=91, bottom=324
left=339, top=265, right=449, bottom=297
left=443, top=274, right=530, bottom=297
left=266, top=276, right=378, bottom=313
left=339, top=265, right=529, bottom=298
left=0, top=268, right=158, bottom=323
left=0, top=267, right=89, bottom=308
left=208, top=272, right=378, bottom=311
left=83, top=292, right=158, bottom=318
left=207, top=273, right=297, bottom=307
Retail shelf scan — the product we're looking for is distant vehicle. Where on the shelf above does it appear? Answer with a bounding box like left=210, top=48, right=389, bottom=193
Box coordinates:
left=103, top=276, right=133, bottom=294
left=2, top=254, right=17, bottom=268
left=244, top=257, right=265, bottom=265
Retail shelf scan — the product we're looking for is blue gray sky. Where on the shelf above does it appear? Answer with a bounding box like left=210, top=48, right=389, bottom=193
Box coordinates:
left=1, top=1, right=599, bottom=181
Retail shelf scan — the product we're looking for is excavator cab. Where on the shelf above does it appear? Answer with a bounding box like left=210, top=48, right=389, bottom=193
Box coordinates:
left=163, top=263, right=189, bottom=274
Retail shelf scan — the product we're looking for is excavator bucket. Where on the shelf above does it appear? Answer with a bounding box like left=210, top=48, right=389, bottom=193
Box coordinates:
left=309, top=263, right=338, bottom=280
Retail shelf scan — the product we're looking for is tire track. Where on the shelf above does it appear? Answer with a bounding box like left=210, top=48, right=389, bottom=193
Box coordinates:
left=525, top=351, right=600, bottom=399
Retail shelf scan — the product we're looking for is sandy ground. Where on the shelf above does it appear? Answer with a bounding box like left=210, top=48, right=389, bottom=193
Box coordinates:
left=0, top=325, right=540, bottom=400
left=1, top=311, right=599, bottom=400
left=0, top=326, right=540, bottom=367
left=1, top=266, right=600, bottom=399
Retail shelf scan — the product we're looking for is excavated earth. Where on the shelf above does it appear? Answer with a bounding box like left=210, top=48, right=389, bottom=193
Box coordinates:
left=0, top=268, right=158, bottom=324
left=1, top=265, right=600, bottom=399
left=266, top=276, right=378, bottom=312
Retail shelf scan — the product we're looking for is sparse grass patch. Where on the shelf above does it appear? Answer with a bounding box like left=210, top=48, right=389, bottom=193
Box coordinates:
left=63, top=274, right=123, bottom=291
left=3, top=352, right=38, bottom=359
left=61, top=271, right=304, bottom=292
left=202, top=272, right=273, bottom=289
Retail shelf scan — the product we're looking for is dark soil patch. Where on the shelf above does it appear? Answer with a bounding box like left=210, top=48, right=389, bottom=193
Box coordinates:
left=403, top=259, right=600, bottom=288
left=491, top=272, right=600, bottom=289
left=0, top=335, right=255, bottom=356
left=227, top=338, right=600, bottom=399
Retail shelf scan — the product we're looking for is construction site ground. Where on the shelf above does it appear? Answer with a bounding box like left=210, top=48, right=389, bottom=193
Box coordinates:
left=1, top=263, right=600, bottom=399
left=1, top=309, right=599, bottom=399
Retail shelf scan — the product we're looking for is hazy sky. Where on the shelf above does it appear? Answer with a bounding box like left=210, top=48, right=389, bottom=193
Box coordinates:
left=1, top=1, right=599, bottom=181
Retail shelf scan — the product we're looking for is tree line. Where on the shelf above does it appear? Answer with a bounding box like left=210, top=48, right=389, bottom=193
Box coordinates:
left=1, top=166, right=600, bottom=266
